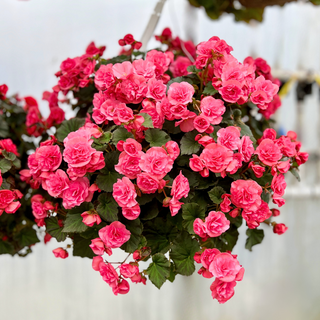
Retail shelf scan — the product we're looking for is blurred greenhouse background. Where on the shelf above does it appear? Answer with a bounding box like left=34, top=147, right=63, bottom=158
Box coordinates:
left=0, top=0, right=320, bottom=319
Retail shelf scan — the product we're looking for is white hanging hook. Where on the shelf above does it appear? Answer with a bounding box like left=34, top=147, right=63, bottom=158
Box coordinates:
left=140, top=0, right=167, bottom=52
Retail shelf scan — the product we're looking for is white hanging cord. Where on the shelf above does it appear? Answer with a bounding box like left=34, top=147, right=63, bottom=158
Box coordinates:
left=140, top=0, right=167, bottom=52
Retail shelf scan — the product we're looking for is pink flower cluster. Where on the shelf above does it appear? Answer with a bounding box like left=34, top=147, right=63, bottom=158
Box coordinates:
left=0, top=188, right=22, bottom=216
left=31, top=194, right=56, bottom=226
left=113, top=138, right=189, bottom=217
left=195, top=248, right=244, bottom=303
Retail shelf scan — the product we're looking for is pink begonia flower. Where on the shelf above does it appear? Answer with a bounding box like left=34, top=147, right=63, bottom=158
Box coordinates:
left=171, top=171, right=190, bottom=201
left=200, top=96, right=225, bottom=125
left=165, top=141, right=180, bottom=160
left=273, top=159, right=290, bottom=175
left=210, top=279, right=237, bottom=304
left=169, top=56, right=192, bottom=77
left=146, top=79, right=167, bottom=101
left=139, top=147, right=174, bottom=179
left=122, top=138, right=142, bottom=157
left=242, top=201, right=272, bottom=229
left=200, top=143, right=233, bottom=174
left=92, top=256, right=104, bottom=271
left=113, top=279, right=130, bottom=295
left=220, top=194, right=232, bottom=213
left=159, top=97, right=175, bottom=121
left=275, top=136, right=296, bottom=158
left=28, top=145, right=62, bottom=175
left=62, top=177, right=93, bottom=209
left=132, top=59, right=156, bottom=79
left=42, top=169, right=69, bottom=198
left=194, top=115, right=211, bottom=133
left=209, top=252, right=244, bottom=283
left=295, top=152, right=308, bottom=166
left=99, top=221, right=131, bottom=249
left=248, top=162, right=265, bottom=178
left=272, top=193, right=285, bottom=207
left=226, top=153, right=243, bottom=175
left=193, top=218, right=207, bottom=238
left=255, top=138, right=282, bottom=166
left=230, top=180, right=262, bottom=212
left=189, top=154, right=206, bottom=172
left=218, top=80, right=242, bottom=103
left=114, top=152, right=141, bottom=179
left=120, top=263, right=139, bottom=278
left=145, top=50, right=171, bottom=77
left=136, top=173, right=160, bottom=194
left=94, top=64, right=115, bottom=91
left=81, top=211, right=102, bottom=227
left=113, top=177, right=138, bottom=208
left=201, top=248, right=220, bottom=270
left=0, top=138, right=19, bottom=156
left=89, top=238, right=105, bottom=256
left=175, top=111, right=197, bottom=132
left=271, top=208, right=280, bottom=216
left=31, top=201, right=48, bottom=219
left=239, top=136, right=254, bottom=162
left=122, top=205, right=141, bottom=220
left=99, top=262, right=119, bottom=288
left=217, top=127, right=241, bottom=151
left=251, top=76, right=279, bottom=109
left=273, top=223, right=288, bottom=235
left=167, top=82, right=194, bottom=106
left=112, top=61, right=134, bottom=79
left=52, top=248, right=68, bottom=259
left=117, top=74, right=148, bottom=104
left=81, top=122, right=103, bottom=138
left=204, top=211, right=230, bottom=237
left=271, top=173, right=287, bottom=197
left=168, top=198, right=183, bottom=216
left=141, top=99, right=165, bottom=129
left=197, top=136, right=215, bottom=147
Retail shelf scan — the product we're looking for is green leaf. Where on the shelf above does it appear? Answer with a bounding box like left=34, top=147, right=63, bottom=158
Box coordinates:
left=167, top=76, right=194, bottom=90
left=45, top=217, right=67, bottom=242
left=92, top=132, right=112, bottom=151
left=252, top=173, right=273, bottom=187
left=245, top=228, right=264, bottom=251
left=13, top=227, right=40, bottom=248
left=168, top=263, right=176, bottom=282
left=289, top=167, right=301, bottom=182
left=96, top=193, right=119, bottom=222
left=180, top=131, right=200, bottom=155
left=0, top=115, right=9, bottom=138
left=62, top=214, right=88, bottom=233
left=100, top=55, right=130, bottom=65
left=140, top=199, right=159, bottom=221
left=182, top=203, right=206, bottom=234
left=68, top=202, right=94, bottom=215
left=144, top=217, right=178, bottom=254
left=56, top=118, right=86, bottom=142
left=202, top=82, right=218, bottom=96
left=112, top=127, right=134, bottom=146
left=73, top=234, right=94, bottom=259
left=235, top=119, right=257, bottom=144
left=2, top=150, right=16, bottom=161
left=261, top=190, right=270, bottom=203
left=162, top=120, right=181, bottom=134
left=96, top=172, right=122, bottom=193
left=0, top=158, right=12, bottom=173
left=170, top=232, right=200, bottom=276
left=12, top=158, right=21, bottom=169
left=208, top=186, right=225, bottom=204
left=137, top=193, right=155, bottom=206
left=220, top=226, right=239, bottom=251
left=139, top=113, right=154, bottom=128
left=120, top=218, right=143, bottom=253
left=145, top=129, right=170, bottom=147
left=145, top=253, right=170, bottom=289
left=0, top=240, right=15, bottom=255
left=187, top=65, right=201, bottom=73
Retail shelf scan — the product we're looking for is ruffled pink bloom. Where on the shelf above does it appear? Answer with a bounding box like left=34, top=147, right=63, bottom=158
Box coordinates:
left=62, top=177, right=93, bottom=209
left=112, top=61, right=134, bottom=79
left=248, top=162, right=265, bottom=178
left=120, top=263, right=139, bottom=278
left=117, top=74, right=148, bottom=104
left=92, top=256, right=104, bottom=271
left=136, top=173, right=160, bottom=194
left=201, top=248, right=220, bottom=270
left=42, top=169, right=69, bottom=197
left=99, top=221, right=131, bottom=248
left=0, top=139, right=19, bottom=156
left=239, top=136, right=254, bottom=162
left=175, top=111, right=197, bottom=132
left=226, top=153, right=243, bottom=175
left=113, top=177, right=138, bottom=208
left=171, top=171, right=190, bottom=201
left=113, top=279, right=130, bottom=295
left=217, top=127, right=241, bottom=150
left=141, top=99, right=165, bottom=129
left=115, top=152, right=141, bottom=179
left=121, top=138, right=143, bottom=157
left=99, top=262, right=119, bottom=288
left=205, top=211, right=230, bottom=237
left=209, top=252, right=244, bottom=282
left=211, top=279, right=237, bottom=304
left=0, top=190, right=21, bottom=215
left=255, top=139, right=282, bottom=166
left=53, top=248, right=68, bottom=259
left=169, top=56, right=192, bottom=77
left=145, top=50, right=171, bottom=77
left=94, top=64, right=115, bottom=91
left=167, top=82, right=194, bottom=106
left=251, top=76, right=279, bottom=109
left=219, top=80, right=242, bottom=103
left=200, top=96, right=225, bottom=125
left=193, top=218, right=207, bottom=238
left=275, top=136, right=296, bottom=157
left=139, top=147, right=174, bottom=179
left=194, top=115, right=211, bottom=133
left=230, top=180, right=262, bottom=211
left=89, top=238, right=105, bottom=255
left=81, top=211, right=102, bottom=227
left=165, top=141, right=180, bottom=160
left=132, top=59, right=156, bottom=79
left=168, top=198, right=183, bottom=216
left=146, top=79, right=166, bottom=101
left=271, top=173, right=286, bottom=197
left=122, top=205, right=141, bottom=220
left=189, top=154, right=206, bottom=172
left=200, top=143, right=233, bottom=174
left=220, top=194, right=232, bottom=213
left=242, top=200, right=272, bottom=229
